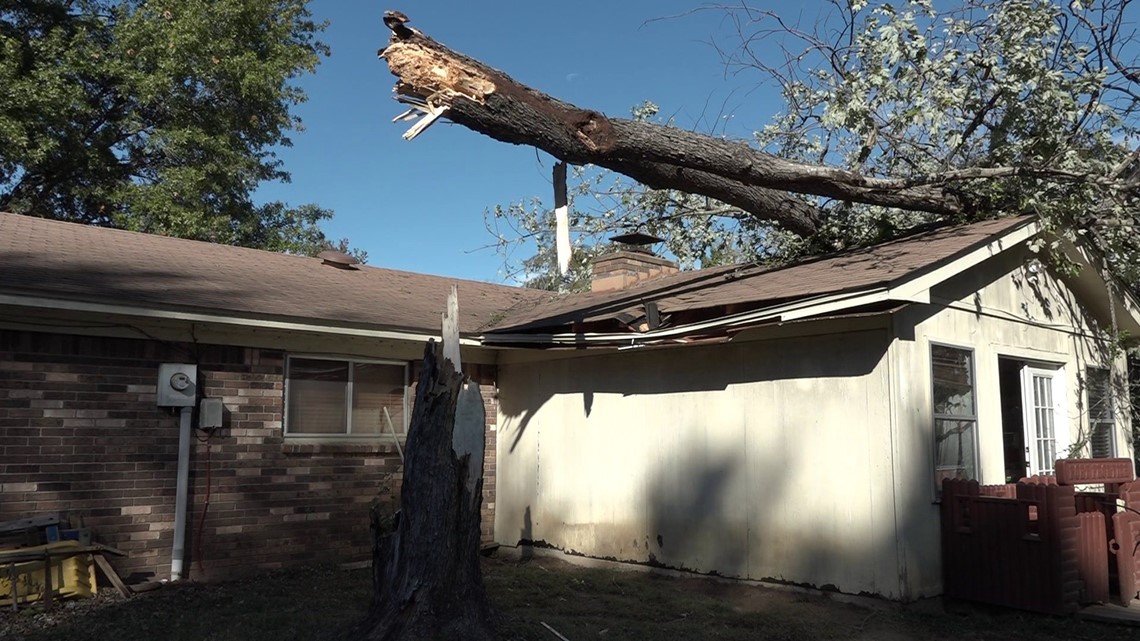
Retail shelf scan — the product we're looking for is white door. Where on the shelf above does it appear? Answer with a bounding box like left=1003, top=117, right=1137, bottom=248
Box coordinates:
left=1020, top=365, right=1068, bottom=476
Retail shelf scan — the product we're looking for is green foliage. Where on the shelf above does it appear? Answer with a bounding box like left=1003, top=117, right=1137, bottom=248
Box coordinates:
left=0, top=0, right=347, bottom=256
left=750, top=0, right=1137, bottom=265
left=491, top=0, right=1140, bottom=291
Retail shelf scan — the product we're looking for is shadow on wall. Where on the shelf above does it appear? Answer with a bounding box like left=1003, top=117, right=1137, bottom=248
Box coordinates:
left=644, top=445, right=756, bottom=579
left=498, top=332, right=886, bottom=454
left=513, top=422, right=921, bottom=599
left=932, top=247, right=1125, bottom=458
left=499, top=329, right=917, bottom=598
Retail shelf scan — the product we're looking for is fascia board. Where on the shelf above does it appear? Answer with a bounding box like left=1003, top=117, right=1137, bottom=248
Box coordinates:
left=774, top=289, right=891, bottom=322
left=0, top=293, right=480, bottom=346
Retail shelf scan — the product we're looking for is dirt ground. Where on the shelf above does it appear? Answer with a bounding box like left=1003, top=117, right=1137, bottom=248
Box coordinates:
left=1, top=553, right=1136, bottom=641
left=484, top=554, right=1136, bottom=641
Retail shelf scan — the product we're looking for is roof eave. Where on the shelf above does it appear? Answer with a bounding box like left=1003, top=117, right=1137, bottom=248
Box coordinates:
left=0, top=291, right=484, bottom=346
left=1051, top=238, right=1140, bottom=342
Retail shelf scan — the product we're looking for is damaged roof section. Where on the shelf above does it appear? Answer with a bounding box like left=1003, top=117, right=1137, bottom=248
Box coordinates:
left=483, top=216, right=1039, bottom=345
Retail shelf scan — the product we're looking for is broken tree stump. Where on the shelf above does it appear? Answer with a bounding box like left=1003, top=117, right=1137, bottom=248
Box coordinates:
left=350, top=286, right=495, bottom=641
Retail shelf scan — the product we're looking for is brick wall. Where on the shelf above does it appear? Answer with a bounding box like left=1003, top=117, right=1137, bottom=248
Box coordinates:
left=0, top=329, right=498, bottom=582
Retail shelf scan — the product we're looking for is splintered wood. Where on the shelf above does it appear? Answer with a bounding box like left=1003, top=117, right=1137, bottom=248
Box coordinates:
left=380, top=35, right=495, bottom=140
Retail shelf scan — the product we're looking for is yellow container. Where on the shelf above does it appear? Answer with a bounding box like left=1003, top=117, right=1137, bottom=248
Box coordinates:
left=0, top=541, right=98, bottom=606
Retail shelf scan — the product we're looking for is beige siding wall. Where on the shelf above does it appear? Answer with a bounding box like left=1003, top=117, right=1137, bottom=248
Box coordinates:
left=890, top=247, right=1133, bottom=597
left=496, top=328, right=906, bottom=598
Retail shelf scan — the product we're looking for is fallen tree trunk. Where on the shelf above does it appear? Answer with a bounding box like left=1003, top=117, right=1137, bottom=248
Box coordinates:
left=378, top=12, right=823, bottom=236
left=377, top=11, right=969, bottom=236
left=350, top=287, right=494, bottom=641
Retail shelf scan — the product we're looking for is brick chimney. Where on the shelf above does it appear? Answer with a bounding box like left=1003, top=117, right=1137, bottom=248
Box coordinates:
left=591, top=249, right=679, bottom=292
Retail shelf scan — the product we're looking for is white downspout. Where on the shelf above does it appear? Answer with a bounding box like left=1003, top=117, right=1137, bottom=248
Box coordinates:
left=171, top=406, right=193, bottom=580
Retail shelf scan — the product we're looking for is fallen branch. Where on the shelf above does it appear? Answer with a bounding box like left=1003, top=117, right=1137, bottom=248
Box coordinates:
left=378, top=11, right=822, bottom=236
left=541, top=621, right=572, bottom=641
left=377, top=11, right=1139, bottom=236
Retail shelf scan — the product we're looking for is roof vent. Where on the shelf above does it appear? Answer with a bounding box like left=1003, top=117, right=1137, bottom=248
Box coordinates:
left=317, top=250, right=360, bottom=270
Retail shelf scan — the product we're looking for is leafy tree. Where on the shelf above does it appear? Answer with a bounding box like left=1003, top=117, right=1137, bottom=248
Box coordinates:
left=0, top=0, right=345, bottom=256
left=470, top=0, right=1140, bottom=290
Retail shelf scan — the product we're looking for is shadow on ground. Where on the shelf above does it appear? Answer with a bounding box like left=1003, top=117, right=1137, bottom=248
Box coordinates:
left=4, top=557, right=1139, bottom=641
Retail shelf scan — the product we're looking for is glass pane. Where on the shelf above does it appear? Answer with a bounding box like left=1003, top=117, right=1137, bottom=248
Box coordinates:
left=287, top=358, right=348, bottom=434
left=932, top=346, right=974, bottom=416
left=352, top=363, right=406, bottom=435
left=935, top=418, right=978, bottom=481
left=1026, top=372, right=1058, bottom=473
left=1037, top=437, right=1056, bottom=474
left=1036, top=375, right=1052, bottom=408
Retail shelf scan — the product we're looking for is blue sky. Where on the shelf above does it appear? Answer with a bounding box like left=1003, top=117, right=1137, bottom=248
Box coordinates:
left=255, top=1, right=814, bottom=282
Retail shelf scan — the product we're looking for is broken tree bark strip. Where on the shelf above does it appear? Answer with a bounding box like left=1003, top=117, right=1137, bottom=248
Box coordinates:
left=454, top=379, right=486, bottom=508
left=541, top=622, right=572, bottom=641
left=441, top=284, right=462, bottom=370
left=379, top=21, right=822, bottom=236
left=379, top=16, right=965, bottom=233
left=553, top=161, right=571, bottom=275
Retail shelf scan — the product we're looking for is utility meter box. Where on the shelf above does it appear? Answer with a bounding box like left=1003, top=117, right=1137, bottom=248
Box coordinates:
left=199, top=398, right=224, bottom=430
left=157, top=363, right=197, bottom=407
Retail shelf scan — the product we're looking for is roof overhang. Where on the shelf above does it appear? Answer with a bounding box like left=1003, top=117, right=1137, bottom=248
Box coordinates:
left=1051, top=238, right=1140, bottom=342
left=0, top=292, right=483, bottom=346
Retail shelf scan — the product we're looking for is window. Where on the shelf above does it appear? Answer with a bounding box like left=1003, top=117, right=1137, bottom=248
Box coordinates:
left=932, top=345, right=979, bottom=488
left=285, top=356, right=408, bottom=437
left=1086, top=367, right=1116, bottom=459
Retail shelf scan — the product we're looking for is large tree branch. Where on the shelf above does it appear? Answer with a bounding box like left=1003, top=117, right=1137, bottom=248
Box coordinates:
left=379, top=12, right=1130, bottom=232
left=379, top=13, right=826, bottom=236
left=379, top=11, right=1105, bottom=232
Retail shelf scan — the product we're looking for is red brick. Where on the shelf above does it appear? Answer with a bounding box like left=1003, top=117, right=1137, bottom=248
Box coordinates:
left=1, top=328, right=498, bottom=583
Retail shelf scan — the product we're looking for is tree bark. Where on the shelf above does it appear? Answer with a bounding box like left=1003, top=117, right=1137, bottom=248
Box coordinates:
left=351, top=336, right=495, bottom=641
left=377, top=12, right=972, bottom=236
left=378, top=13, right=824, bottom=236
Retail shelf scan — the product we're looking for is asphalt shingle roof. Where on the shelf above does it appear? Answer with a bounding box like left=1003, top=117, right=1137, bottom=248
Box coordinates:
left=0, top=212, right=547, bottom=335
left=488, top=216, right=1034, bottom=332
left=1, top=213, right=1035, bottom=337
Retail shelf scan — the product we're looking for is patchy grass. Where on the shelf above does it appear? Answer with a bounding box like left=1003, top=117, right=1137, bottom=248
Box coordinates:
left=0, top=565, right=369, bottom=641
left=2, top=555, right=1137, bottom=641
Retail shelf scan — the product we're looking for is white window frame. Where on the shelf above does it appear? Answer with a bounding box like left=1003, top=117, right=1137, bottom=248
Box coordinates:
left=930, top=341, right=980, bottom=492
left=1085, top=366, right=1117, bottom=459
left=283, top=354, right=409, bottom=440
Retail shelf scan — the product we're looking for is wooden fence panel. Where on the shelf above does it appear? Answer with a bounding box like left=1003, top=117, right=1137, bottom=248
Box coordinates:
left=1076, top=512, right=1109, bottom=604
left=1111, top=511, right=1140, bottom=605
left=941, top=479, right=1080, bottom=614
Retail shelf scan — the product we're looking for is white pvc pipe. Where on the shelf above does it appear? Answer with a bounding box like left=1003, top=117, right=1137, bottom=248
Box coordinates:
left=171, top=406, right=192, bottom=580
